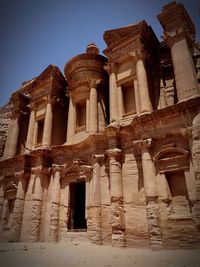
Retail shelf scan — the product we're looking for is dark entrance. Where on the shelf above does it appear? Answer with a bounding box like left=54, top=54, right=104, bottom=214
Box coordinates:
left=68, top=181, right=87, bottom=231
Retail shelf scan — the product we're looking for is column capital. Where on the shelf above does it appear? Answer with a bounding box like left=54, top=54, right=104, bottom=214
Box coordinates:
left=31, top=166, right=51, bottom=175
left=87, top=78, right=101, bottom=89
left=52, top=164, right=62, bottom=174
left=31, top=166, right=43, bottom=175
left=53, top=163, right=71, bottom=177
left=163, top=31, right=191, bottom=49
left=14, top=171, right=24, bottom=180
left=135, top=49, right=148, bottom=61
left=92, top=154, right=105, bottom=164
left=133, top=138, right=153, bottom=150
left=27, top=102, right=36, bottom=111
left=43, top=95, right=57, bottom=106
left=106, top=148, right=122, bottom=158
left=104, top=62, right=117, bottom=75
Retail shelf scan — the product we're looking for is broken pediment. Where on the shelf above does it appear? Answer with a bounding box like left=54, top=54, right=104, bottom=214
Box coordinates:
left=22, top=64, right=67, bottom=98
left=103, top=20, right=159, bottom=61
left=103, top=21, right=147, bottom=47
left=103, top=20, right=158, bottom=49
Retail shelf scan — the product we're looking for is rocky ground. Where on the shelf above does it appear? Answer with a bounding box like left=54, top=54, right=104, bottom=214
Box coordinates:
left=0, top=241, right=200, bottom=267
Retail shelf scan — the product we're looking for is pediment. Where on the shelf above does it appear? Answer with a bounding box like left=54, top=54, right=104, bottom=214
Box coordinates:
left=22, top=64, right=66, bottom=96
left=33, top=65, right=65, bottom=88
left=103, top=20, right=147, bottom=47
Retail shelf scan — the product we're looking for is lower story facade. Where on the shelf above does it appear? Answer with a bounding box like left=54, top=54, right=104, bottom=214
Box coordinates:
left=0, top=98, right=200, bottom=249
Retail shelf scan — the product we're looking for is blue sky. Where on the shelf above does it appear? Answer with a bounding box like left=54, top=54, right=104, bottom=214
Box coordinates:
left=0, top=0, right=200, bottom=107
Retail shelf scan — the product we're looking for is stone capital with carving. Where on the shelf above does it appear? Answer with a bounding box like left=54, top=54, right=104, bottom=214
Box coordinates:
left=31, top=166, right=43, bottom=175
left=106, top=148, right=122, bottom=158
left=104, top=62, right=117, bottom=75
left=163, top=31, right=190, bottom=49
left=14, top=171, right=24, bottom=180
left=87, top=78, right=101, bottom=89
left=52, top=164, right=62, bottom=174
left=27, top=102, right=36, bottom=112
left=43, top=95, right=57, bottom=106
left=135, top=48, right=149, bottom=61
left=133, top=138, right=153, bottom=150
left=92, top=154, right=105, bottom=164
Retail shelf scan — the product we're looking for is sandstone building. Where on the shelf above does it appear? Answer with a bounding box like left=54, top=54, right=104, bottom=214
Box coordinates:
left=0, top=1, right=200, bottom=249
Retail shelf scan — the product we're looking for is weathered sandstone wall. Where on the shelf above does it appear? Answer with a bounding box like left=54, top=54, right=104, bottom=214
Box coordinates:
left=0, top=103, right=11, bottom=158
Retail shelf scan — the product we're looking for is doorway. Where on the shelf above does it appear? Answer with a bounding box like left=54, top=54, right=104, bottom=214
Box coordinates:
left=68, top=181, right=87, bottom=231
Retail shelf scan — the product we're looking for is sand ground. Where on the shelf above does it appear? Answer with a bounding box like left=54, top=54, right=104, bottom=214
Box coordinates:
left=0, top=241, right=200, bottom=267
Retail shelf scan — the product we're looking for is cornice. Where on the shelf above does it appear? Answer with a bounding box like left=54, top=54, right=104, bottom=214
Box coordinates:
left=103, top=34, right=142, bottom=60
left=0, top=154, right=29, bottom=176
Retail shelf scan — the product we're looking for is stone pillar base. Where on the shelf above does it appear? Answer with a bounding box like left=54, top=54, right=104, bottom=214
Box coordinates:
left=146, top=198, right=163, bottom=249
left=112, top=233, right=125, bottom=247
left=87, top=206, right=102, bottom=245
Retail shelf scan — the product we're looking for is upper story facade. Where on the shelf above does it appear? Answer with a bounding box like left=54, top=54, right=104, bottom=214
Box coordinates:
left=1, top=1, right=200, bottom=160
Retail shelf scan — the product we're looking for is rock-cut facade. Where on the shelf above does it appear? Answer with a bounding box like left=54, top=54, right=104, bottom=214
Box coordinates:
left=0, top=1, right=200, bottom=249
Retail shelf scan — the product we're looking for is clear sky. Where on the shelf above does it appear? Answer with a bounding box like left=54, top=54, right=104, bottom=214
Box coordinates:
left=0, top=0, right=200, bottom=107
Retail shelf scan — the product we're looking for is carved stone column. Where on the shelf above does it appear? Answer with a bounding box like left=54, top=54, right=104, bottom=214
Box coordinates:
left=107, top=148, right=125, bottom=247
left=141, top=139, right=157, bottom=198
left=66, top=97, right=76, bottom=143
left=86, top=98, right=90, bottom=131
left=49, top=165, right=61, bottom=242
left=0, top=181, right=4, bottom=220
left=158, top=80, right=167, bottom=109
left=88, top=154, right=104, bottom=244
left=58, top=175, right=69, bottom=242
left=10, top=172, right=26, bottom=241
left=89, top=79, right=98, bottom=133
left=42, top=171, right=54, bottom=241
left=133, top=79, right=140, bottom=114
left=140, top=139, right=162, bottom=248
left=158, top=2, right=199, bottom=102
left=3, top=112, right=20, bottom=159
left=26, top=103, right=36, bottom=151
left=117, top=85, right=123, bottom=120
left=31, top=167, right=44, bottom=242
left=170, top=36, right=199, bottom=101
left=105, top=63, right=119, bottom=123
left=39, top=168, right=50, bottom=242
left=20, top=170, right=35, bottom=241
left=0, top=200, right=8, bottom=237
left=42, top=96, right=54, bottom=147
left=136, top=53, right=153, bottom=114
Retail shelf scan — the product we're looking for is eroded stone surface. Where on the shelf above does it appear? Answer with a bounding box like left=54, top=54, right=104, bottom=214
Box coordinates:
left=0, top=1, right=200, bottom=250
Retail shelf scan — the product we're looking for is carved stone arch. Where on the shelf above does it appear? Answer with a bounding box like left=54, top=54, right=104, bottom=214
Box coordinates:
left=153, top=147, right=190, bottom=173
